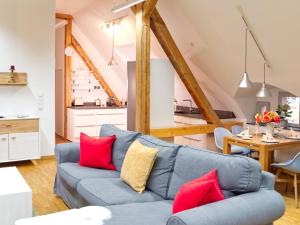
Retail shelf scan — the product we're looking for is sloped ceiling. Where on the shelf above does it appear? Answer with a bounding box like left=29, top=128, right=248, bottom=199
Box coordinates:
left=56, top=0, right=94, bottom=14
left=169, top=0, right=300, bottom=97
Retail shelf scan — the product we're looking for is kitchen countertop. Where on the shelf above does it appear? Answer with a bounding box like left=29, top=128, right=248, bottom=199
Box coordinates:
left=68, top=106, right=127, bottom=110
left=0, top=116, right=39, bottom=121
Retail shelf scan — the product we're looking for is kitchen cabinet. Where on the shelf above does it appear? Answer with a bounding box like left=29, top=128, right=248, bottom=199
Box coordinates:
left=9, top=132, right=39, bottom=160
left=0, top=117, right=40, bottom=163
left=0, top=134, right=9, bottom=162
left=174, top=115, right=207, bottom=148
left=67, top=108, right=127, bottom=142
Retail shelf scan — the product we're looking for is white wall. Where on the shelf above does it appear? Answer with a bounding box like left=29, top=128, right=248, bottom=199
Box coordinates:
left=0, top=0, right=55, bottom=156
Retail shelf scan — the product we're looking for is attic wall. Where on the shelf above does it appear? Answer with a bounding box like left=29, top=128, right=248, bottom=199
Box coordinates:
left=56, top=0, right=246, bottom=119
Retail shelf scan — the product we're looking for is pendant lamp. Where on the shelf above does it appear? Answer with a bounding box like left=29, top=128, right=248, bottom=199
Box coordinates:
left=239, top=28, right=253, bottom=88
left=257, top=63, right=271, bottom=98
left=108, top=23, right=118, bottom=67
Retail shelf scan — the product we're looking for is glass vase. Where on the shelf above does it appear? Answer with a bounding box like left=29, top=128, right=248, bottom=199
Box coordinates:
left=266, top=123, right=274, bottom=136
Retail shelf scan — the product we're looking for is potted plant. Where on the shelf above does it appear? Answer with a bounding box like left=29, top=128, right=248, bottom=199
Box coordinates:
left=255, top=111, right=280, bottom=136
left=276, top=104, right=292, bottom=128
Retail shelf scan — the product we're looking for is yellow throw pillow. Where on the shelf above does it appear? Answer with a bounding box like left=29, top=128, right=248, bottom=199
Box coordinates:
left=120, top=140, right=158, bottom=193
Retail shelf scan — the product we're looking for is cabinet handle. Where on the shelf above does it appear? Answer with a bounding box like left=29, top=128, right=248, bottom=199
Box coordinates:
left=11, top=137, right=16, bottom=140
left=1, top=138, right=6, bottom=141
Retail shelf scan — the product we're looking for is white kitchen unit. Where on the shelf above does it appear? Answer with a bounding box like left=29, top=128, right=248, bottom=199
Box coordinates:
left=0, top=167, right=32, bottom=225
left=0, top=117, right=40, bottom=163
left=174, top=115, right=208, bottom=148
left=67, top=107, right=127, bottom=142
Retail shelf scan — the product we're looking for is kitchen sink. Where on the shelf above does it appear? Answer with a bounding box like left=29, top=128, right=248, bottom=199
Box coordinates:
left=174, top=110, right=200, bottom=115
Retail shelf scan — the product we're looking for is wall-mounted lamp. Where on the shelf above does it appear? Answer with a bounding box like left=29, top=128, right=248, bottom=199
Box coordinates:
left=112, top=0, right=145, bottom=13
left=64, top=46, right=73, bottom=57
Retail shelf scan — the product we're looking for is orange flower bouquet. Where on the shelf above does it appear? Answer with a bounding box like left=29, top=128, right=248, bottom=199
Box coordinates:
left=255, top=111, right=280, bottom=124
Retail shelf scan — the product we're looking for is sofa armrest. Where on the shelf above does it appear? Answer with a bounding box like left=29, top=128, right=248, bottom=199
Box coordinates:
left=167, top=189, right=285, bottom=225
left=55, top=143, right=80, bottom=164
left=261, top=171, right=275, bottom=190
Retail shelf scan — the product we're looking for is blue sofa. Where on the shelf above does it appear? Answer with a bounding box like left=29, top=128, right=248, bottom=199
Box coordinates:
left=54, top=124, right=285, bottom=225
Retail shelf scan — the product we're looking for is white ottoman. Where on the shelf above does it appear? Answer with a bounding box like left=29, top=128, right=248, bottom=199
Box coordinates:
left=15, top=206, right=112, bottom=225
left=0, top=167, right=32, bottom=225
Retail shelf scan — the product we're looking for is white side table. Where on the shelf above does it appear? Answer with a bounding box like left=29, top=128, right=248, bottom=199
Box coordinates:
left=0, top=167, right=32, bottom=225
left=15, top=206, right=112, bottom=225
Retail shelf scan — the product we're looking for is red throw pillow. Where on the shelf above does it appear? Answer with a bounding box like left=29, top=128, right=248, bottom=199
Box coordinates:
left=79, top=133, right=116, bottom=170
left=173, top=169, right=224, bottom=214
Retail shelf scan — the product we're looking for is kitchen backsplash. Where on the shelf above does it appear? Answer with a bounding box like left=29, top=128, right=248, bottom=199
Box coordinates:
left=72, top=70, right=108, bottom=104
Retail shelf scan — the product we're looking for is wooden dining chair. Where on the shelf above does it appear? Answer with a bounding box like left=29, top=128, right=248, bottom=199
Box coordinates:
left=272, top=152, right=300, bottom=208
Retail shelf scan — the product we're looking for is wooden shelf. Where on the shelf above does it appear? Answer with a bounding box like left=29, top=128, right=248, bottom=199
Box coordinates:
left=0, top=73, right=27, bottom=85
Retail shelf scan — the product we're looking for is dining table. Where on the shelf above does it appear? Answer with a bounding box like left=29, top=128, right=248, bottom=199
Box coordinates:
left=223, top=134, right=300, bottom=172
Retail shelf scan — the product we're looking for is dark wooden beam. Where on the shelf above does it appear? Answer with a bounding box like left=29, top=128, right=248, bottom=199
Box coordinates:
left=64, top=18, right=72, bottom=138
left=71, top=36, right=121, bottom=106
left=144, top=0, right=159, bottom=18
left=150, top=121, right=244, bottom=138
left=149, top=8, right=222, bottom=126
left=56, top=13, right=73, bottom=20
left=134, top=2, right=155, bottom=134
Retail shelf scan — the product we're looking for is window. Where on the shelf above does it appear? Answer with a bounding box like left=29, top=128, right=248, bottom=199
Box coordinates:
left=280, top=92, right=300, bottom=126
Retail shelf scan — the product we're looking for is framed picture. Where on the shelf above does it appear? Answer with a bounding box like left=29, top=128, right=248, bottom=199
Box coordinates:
left=256, top=101, right=270, bottom=114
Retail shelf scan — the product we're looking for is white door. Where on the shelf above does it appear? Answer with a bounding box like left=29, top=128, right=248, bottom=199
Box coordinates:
left=9, top=133, right=39, bottom=160
left=0, top=134, right=9, bottom=162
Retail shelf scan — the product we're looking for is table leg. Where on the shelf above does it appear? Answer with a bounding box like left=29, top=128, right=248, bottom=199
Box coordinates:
left=223, top=137, right=231, bottom=154
left=259, top=146, right=270, bottom=171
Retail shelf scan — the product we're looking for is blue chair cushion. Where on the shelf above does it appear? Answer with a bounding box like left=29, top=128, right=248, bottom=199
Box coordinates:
left=58, top=162, right=120, bottom=189
left=137, top=135, right=180, bottom=199
left=231, top=145, right=251, bottom=155
left=100, top=124, right=141, bottom=171
left=77, top=178, right=163, bottom=206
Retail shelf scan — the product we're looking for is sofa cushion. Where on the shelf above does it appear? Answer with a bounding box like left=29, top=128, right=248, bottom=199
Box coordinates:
left=121, top=140, right=158, bottom=193
left=77, top=178, right=163, bottom=206
left=172, top=169, right=224, bottom=214
left=79, top=133, right=116, bottom=170
left=167, top=147, right=261, bottom=199
left=100, top=124, right=141, bottom=171
left=138, top=135, right=180, bottom=199
left=104, top=201, right=173, bottom=225
left=58, top=162, right=120, bottom=189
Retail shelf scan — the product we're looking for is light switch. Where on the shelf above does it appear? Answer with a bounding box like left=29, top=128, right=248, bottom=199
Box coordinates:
left=37, top=94, right=44, bottom=111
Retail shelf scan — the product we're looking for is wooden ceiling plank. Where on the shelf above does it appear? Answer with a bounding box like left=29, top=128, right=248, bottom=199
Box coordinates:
left=71, top=35, right=121, bottom=106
